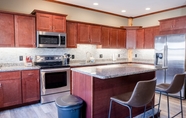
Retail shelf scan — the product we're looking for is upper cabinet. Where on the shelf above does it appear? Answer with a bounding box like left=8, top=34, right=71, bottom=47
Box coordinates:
left=136, top=28, right=144, bottom=49
left=144, top=26, right=159, bottom=49
left=118, top=29, right=126, bottom=48
left=0, top=11, right=36, bottom=48
left=101, top=27, right=110, bottom=48
left=77, top=23, right=101, bottom=45
left=15, top=15, right=36, bottom=47
left=109, top=28, right=118, bottom=48
left=0, top=13, right=14, bottom=47
left=32, top=10, right=67, bottom=33
left=126, top=29, right=136, bottom=49
left=67, top=21, right=77, bottom=48
left=159, top=15, right=186, bottom=35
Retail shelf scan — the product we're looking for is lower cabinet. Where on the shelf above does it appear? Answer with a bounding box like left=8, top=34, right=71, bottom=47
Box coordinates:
left=22, top=70, right=40, bottom=103
left=0, top=71, right=22, bottom=108
left=0, top=69, right=40, bottom=109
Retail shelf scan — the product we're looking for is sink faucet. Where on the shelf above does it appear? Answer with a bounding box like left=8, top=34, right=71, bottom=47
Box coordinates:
left=86, top=52, right=92, bottom=63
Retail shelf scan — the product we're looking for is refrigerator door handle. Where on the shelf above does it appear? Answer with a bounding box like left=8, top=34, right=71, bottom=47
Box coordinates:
left=164, top=45, right=168, bottom=67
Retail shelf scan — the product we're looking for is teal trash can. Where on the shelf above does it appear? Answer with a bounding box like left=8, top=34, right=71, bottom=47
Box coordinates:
left=55, top=94, right=83, bottom=118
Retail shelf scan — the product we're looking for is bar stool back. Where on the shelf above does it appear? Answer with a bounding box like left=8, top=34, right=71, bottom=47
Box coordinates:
left=155, top=73, right=185, bottom=118
left=108, top=79, right=156, bottom=118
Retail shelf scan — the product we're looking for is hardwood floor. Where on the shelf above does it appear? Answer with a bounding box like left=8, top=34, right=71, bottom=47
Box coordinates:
left=0, top=93, right=186, bottom=118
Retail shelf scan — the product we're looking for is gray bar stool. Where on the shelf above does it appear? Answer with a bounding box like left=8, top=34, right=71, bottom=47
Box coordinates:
left=108, top=79, right=156, bottom=118
left=155, top=73, right=185, bottom=118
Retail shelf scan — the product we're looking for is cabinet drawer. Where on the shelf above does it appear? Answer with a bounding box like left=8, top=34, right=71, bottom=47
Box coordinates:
left=22, top=70, right=39, bottom=79
left=0, top=71, right=21, bottom=81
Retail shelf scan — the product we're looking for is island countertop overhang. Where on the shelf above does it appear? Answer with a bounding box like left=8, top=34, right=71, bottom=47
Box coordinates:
left=71, top=64, right=158, bottom=79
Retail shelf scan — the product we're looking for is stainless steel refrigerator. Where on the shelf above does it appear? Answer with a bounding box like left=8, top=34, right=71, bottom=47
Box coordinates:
left=154, top=34, right=186, bottom=98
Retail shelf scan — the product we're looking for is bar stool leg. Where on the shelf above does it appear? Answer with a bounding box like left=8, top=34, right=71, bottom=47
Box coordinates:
left=143, top=105, right=146, bottom=118
left=108, top=100, right=113, bottom=118
left=151, top=101, right=154, bottom=118
left=128, top=106, right=132, bottom=118
left=157, top=91, right=162, bottom=113
left=179, top=91, right=183, bottom=118
left=166, top=93, right=170, bottom=118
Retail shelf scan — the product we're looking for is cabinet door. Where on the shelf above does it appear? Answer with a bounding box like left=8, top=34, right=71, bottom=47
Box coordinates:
left=159, top=19, right=174, bottom=31
left=173, top=17, right=186, bottom=30
left=109, top=28, right=118, bottom=48
left=53, top=15, right=66, bottom=33
left=126, top=30, right=136, bottom=49
left=15, top=15, right=36, bottom=47
left=36, top=13, right=52, bottom=31
left=67, top=21, right=77, bottom=48
left=136, top=29, right=144, bottom=49
left=153, top=26, right=160, bottom=37
left=101, top=27, right=110, bottom=48
left=22, top=70, right=40, bottom=103
left=0, top=13, right=14, bottom=47
left=0, top=71, right=21, bottom=108
left=144, top=28, right=154, bottom=49
left=89, top=25, right=101, bottom=44
left=118, top=29, right=126, bottom=48
left=78, top=23, right=90, bottom=43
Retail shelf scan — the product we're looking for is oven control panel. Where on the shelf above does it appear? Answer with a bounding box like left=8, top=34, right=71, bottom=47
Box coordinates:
left=35, top=55, right=63, bottom=62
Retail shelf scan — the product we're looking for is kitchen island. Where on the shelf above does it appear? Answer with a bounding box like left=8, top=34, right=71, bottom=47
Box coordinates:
left=71, top=64, right=157, bottom=118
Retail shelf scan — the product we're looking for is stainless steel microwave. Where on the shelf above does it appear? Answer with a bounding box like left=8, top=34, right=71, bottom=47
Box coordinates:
left=37, top=31, right=66, bottom=48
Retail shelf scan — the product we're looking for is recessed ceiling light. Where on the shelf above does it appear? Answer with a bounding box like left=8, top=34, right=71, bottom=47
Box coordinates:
left=93, top=3, right=99, bottom=5
left=121, top=10, right=126, bottom=12
left=146, top=8, right=151, bottom=10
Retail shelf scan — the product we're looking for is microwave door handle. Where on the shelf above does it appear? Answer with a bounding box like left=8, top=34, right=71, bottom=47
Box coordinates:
left=59, top=35, right=61, bottom=46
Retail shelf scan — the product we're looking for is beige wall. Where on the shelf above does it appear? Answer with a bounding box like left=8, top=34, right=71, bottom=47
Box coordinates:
left=0, top=0, right=128, bottom=27
left=133, top=7, right=186, bottom=27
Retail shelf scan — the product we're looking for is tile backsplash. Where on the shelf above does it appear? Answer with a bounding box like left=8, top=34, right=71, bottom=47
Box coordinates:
left=0, top=44, right=154, bottom=64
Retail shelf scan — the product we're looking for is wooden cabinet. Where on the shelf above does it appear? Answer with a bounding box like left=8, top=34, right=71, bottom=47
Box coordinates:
left=126, top=30, right=136, bottom=49
left=136, top=29, right=144, bottom=49
left=109, top=28, right=118, bottom=48
left=159, top=19, right=174, bottom=31
left=0, top=71, right=21, bottom=108
left=101, top=27, right=110, bottom=48
left=144, top=26, right=159, bottom=49
left=159, top=16, right=186, bottom=35
left=89, top=25, right=101, bottom=44
left=118, top=29, right=126, bottom=48
left=144, top=27, right=154, bottom=49
left=78, top=23, right=101, bottom=44
left=15, top=15, right=36, bottom=47
left=22, top=70, right=40, bottom=103
left=35, top=11, right=67, bottom=33
left=67, top=21, right=77, bottom=48
left=0, top=13, right=14, bottom=47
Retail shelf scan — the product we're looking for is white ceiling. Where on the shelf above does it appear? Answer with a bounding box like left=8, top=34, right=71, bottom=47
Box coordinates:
left=56, top=0, right=186, bottom=17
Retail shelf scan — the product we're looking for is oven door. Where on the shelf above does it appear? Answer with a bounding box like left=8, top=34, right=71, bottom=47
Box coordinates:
left=40, top=68, right=70, bottom=95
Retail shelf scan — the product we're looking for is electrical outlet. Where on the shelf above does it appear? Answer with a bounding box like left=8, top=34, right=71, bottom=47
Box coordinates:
left=71, top=55, right=75, bottom=59
left=118, top=54, right=120, bottom=57
left=135, top=54, right=137, bottom=57
left=99, top=54, right=103, bottom=58
left=19, top=56, right=23, bottom=61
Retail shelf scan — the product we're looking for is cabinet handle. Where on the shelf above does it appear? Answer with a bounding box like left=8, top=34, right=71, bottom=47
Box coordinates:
left=28, top=73, right=34, bottom=76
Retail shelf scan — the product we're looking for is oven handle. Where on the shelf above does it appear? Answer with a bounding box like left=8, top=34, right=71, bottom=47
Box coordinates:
left=40, top=68, right=70, bottom=73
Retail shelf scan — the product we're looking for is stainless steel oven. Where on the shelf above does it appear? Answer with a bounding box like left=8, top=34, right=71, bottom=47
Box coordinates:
left=34, top=55, right=70, bottom=103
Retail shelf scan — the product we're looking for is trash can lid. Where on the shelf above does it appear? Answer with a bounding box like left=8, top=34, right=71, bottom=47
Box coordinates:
left=55, top=94, right=83, bottom=108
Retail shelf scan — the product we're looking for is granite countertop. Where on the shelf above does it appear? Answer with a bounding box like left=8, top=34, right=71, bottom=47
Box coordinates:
left=71, top=63, right=158, bottom=79
left=0, top=66, right=40, bottom=72
left=69, top=60, right=128, bottom=67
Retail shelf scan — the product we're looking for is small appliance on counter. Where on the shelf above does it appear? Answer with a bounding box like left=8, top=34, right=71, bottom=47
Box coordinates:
left=25, top=56, right=33, bottom=67
left=63, top=53, right=75, bottom=65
